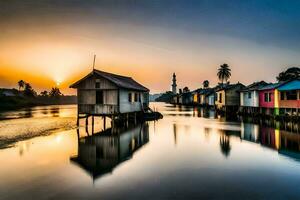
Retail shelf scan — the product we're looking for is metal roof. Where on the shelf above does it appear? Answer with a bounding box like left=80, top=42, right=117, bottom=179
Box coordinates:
left=70, top=69, right=149, bottom=92
left=258, top=82, right=283, bottom=90
left=215, top=83, right=245, bottom=92
left=240, top=81, right=268, bottom=92
left=259, top=79, right=300, bottom=91
left=277, top=80, right=300, bottom=91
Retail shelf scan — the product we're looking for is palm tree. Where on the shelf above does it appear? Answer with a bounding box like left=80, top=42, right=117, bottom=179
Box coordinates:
left=40, top=91, right=48, bottom=97
left=49, top=87, right=62, bottom=97
left=203, top=80, right=209, bottom=88
left=18, top=80, right=25, bottom=91
left=217, top=64, right=231, bottom=85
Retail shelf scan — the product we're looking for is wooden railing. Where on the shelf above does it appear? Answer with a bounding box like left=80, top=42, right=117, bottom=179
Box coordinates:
left=78, top=104, right=119, bottom=115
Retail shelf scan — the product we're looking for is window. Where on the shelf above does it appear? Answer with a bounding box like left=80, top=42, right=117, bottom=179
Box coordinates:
left=248, top=92, right=251, bottom=99
left=280, top=92, right=285, bottom=100
left=96, top=91, right=103, bottom=104
left=264, top=93, right=268, bottom=102
left=219, top=93, right=222, bottom=103
left=286, top=90, right=297, bottom=100
left=264, top=92, right=272, bottom=102
left=95, top=79, right=100, bottom=88
left=128, top=93, right=132, bottom=102
left=134, top=93, right=138, bottom=102
left=138, top=93, right=141, bottom=102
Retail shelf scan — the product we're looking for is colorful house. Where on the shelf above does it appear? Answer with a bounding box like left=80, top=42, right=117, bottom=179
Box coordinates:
left=192, top=89, right=202, bottom=105
left=258, top=83, right=283, bottom=115
left=259, top=79, right=300, bottom=115
left=215, top=83, right=245, bottom=110
left=240, top=81, right=268, bottom=107
left=206, top=90, right=216, bottom=106
left=277, top=79, right=300, bottom=110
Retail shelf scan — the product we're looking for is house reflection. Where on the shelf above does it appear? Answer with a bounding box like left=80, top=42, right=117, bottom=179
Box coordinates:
left=278, top=129, right=300, bottom=161
left=240, top=121, right=300, bottom=161
left=241, top=123, right=260, bottom=143
left=71, top=123, right=149, bottom=180
left=260, top=126, right=278, bottom=149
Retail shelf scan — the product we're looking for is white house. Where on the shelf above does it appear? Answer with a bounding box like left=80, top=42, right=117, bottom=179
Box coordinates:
left=240, top=81, right=268, bottom=107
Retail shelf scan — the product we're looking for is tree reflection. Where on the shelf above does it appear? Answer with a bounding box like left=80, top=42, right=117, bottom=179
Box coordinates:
left=220, top=134, right=231, bottom=157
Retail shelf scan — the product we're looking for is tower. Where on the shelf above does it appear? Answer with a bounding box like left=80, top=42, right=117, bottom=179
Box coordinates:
left=172, top=73, right=177, bottom=94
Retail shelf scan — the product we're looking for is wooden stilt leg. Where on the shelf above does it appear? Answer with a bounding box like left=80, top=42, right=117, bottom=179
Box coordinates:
left=103, top=116, right=106, bottom=130
left=92, top=115, right=94, bottom=134
left=85, top=116, right=89, bottom=136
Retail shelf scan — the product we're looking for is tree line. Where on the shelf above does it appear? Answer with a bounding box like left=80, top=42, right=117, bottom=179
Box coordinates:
left=201, top=64, right=299, bottom=89
left=17, top=80, right=62, bottom=97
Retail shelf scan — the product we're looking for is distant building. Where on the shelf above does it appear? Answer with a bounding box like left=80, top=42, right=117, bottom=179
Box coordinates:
left=215, top=83, right=245, bottom=111
left=172, top=73, right=177, bottom=94
left=192, top=88, right=214, bottom=106
left=70, top=69, right=150, bottom=116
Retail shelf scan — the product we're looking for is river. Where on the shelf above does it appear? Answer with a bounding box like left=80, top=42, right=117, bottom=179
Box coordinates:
left=0, top=102, right=300, bottom=199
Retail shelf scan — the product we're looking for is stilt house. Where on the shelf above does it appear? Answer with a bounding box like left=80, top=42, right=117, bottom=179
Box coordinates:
left=70, top=69, right=150, bottom=117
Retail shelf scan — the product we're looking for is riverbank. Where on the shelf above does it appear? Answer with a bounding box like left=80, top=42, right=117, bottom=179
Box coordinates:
left=0, top=96, right=77, bottom=111
left=0, top=104, right=77, bottom=149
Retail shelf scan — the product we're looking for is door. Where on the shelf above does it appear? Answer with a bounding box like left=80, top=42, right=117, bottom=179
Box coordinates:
left=96, top=91, right=103, bottom=104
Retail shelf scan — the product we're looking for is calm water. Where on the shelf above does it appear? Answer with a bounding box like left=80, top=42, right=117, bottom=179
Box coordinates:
left=0, top=103, right=300, bottom=199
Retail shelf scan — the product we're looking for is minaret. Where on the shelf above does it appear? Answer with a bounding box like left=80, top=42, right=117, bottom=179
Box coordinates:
left=172, top=73, right=177, bottom=94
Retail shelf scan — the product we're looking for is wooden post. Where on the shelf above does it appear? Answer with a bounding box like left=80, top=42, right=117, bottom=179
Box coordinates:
left=111, top=115, right=115, bottom=129
left=92, top=115, right=94, bottom=134
left=85, top=115, right=89, bottom=136
left=85, top=115, right=89, bottom=127
left=134, top=112, right=137, bottom=124
left=76, top=107, right=79, bottom=126
left=103, top=116, right=106, bottom=130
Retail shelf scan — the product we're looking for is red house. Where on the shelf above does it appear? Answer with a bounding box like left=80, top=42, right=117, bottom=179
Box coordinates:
left=258, top=83, right=281, bottom=108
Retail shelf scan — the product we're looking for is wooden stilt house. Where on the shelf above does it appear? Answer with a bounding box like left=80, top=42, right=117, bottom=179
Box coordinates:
left=70, top=69, right=150, bottom=120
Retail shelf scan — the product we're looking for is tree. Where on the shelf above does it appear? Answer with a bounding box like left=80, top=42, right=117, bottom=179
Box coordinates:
left=24, top=83, right=36, bottom=97
left=276, top=67, right=300, bottom=82
left=217, top=63, right=231, bottom=85
left=40, top=91, right=49, bottom=97
left=203, top=80, right=209, bottom=88
left=49, top=87, right=62, bottom=97
left=18, top=80, right=25, bottom=91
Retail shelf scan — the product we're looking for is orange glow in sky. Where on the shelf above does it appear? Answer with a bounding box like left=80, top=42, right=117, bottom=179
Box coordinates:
left=0, top=1, right=299, bottom=95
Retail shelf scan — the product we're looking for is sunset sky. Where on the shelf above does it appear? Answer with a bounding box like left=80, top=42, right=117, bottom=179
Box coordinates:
left=1, top=0, right=300, bottom=94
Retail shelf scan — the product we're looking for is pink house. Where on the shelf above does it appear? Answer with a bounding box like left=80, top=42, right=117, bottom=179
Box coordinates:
left=259, top=88, right=275, bottom=108
left=258, top=83, right=285, bottom=115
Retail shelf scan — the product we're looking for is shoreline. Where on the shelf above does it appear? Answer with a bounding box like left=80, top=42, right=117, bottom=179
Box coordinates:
left=0, top=96, right=77, bottom=112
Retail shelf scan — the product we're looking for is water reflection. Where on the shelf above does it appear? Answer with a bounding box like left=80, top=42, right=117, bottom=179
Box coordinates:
left=1, top=103, right=300, bottom=199
left=240, top=121, right=300, bottom=161
left=220, top=134, right=231, bottom=157
left=169, top=105, right=300, bottom=161
left=71, top=123, right=149, bottom=180
left=0, top=105, right=75, bottom=120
